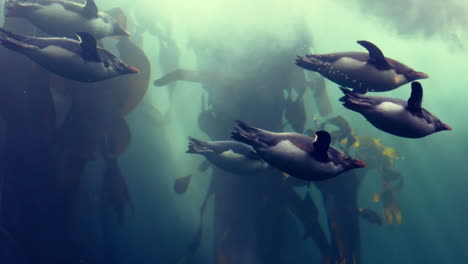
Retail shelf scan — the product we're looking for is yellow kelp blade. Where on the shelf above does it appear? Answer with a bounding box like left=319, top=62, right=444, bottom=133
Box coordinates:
left=395, top=209, right=403, bottom=225
left=372, top=193, right=381, bottom=203
left=340, top=138, right=347, bottom=146
left=384, top=208, right=394, bottom=225
left=382, top=146, right=401, bottom=160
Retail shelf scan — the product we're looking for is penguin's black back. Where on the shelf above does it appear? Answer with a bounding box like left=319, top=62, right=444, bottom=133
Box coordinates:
left=308, top=52, right=417, bottom=76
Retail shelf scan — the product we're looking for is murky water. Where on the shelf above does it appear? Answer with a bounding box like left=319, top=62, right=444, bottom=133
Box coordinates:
left=0, top=1, right=466, bottom=264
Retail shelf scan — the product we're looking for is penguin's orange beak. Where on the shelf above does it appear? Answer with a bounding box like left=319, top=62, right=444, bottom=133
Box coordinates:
left=127, top=65, right=140, bottom=75
left=353, top=159, right=366, bottom=168
left=442, top=123, right=452, bottom=131
left=417, top=72, right=429, bottom=79
left=115, top=26, right=131, bottom=37
left=122, top=29, right=131, bottom=37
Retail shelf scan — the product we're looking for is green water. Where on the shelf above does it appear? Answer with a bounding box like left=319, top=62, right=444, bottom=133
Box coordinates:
left=0, top=1, right=467, bottom=263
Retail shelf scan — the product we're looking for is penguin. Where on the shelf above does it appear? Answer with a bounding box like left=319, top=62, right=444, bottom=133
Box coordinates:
left=5, top=0, right=130, bottom=39
left=339, top=82, right=452, bottom=138
left=0, top=28, right=140, bottom=82
left=231, top=121, right=365, bottom=181
left=186, top=137, right=274, bottom=175
left=296, top=40, right=428, bottom=93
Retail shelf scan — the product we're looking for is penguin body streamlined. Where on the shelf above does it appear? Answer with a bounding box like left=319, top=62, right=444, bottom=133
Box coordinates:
left=296, top=40, right=428, bottom=93
left=339, top=82, right=452, bottom=138
left=187, top=137, right=273, bottom=175
left=0, top=28, right=139, bottom=82
left=231, top=121, right=365, bottom=181
left=5, top=0, right=130, bottom=39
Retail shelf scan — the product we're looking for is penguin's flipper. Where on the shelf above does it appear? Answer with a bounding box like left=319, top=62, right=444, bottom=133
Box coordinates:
left=82, top=0, right=99, bottom=19
left=76, top=32, right=101, bottom=62
left=357, top=40, right=391, bottom=70
left=407, top=81, right=423, bottom=115
left=312, top=131, right=331, bottom=162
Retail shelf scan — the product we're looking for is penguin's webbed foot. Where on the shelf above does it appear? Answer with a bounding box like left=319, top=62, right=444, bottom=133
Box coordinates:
left=186, top=137, right=212, bottom=154
left=0, top=36, right=34, bottom=51
left=295, top=55, right=323, bottom=71
left=232, top=121, right=265, bottom=148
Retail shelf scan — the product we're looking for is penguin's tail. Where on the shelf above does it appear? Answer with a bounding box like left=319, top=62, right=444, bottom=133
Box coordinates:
left=295, top=55, right=324, bottom=72
left=5, top=1, right=35, bottom=17
left=187, top=137, right=213, bottom=154
left=231, top=120, right=268, bottom=148
left=338, top=86, right=358, bottom=101
left=0, top=28, right=19, bottom=39
left=0, top=28, right=34, bottom=51
left=338, top=86, right=373, bottom=111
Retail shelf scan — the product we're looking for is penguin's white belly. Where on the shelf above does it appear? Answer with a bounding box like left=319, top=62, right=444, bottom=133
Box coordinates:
left=29, top=46, right=112, bottom=82
left=220, top=150, right=245, bottom=160
left=219, top=150, right=270, bottom=171
left=210, top=150, right=270, bottom=174
left=376, top=102, right=405, bottom=112
left=28, top=5, right=109, bottom=38
left=325, top=57, right=407, bottom=91
left=264, top=140, right=343, bottom=176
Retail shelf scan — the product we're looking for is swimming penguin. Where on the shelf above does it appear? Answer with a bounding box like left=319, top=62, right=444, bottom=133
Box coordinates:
left=186, top=137, right=274, bottom=175
left=5, top=0, right=130, bottom=39
left=0, top=28, right=139, bottom=82
left=296, top=40, right=428, bottom=93
left=231, top=121, right=365, bottom=181
left=339, top=82, right=452, bottom=138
